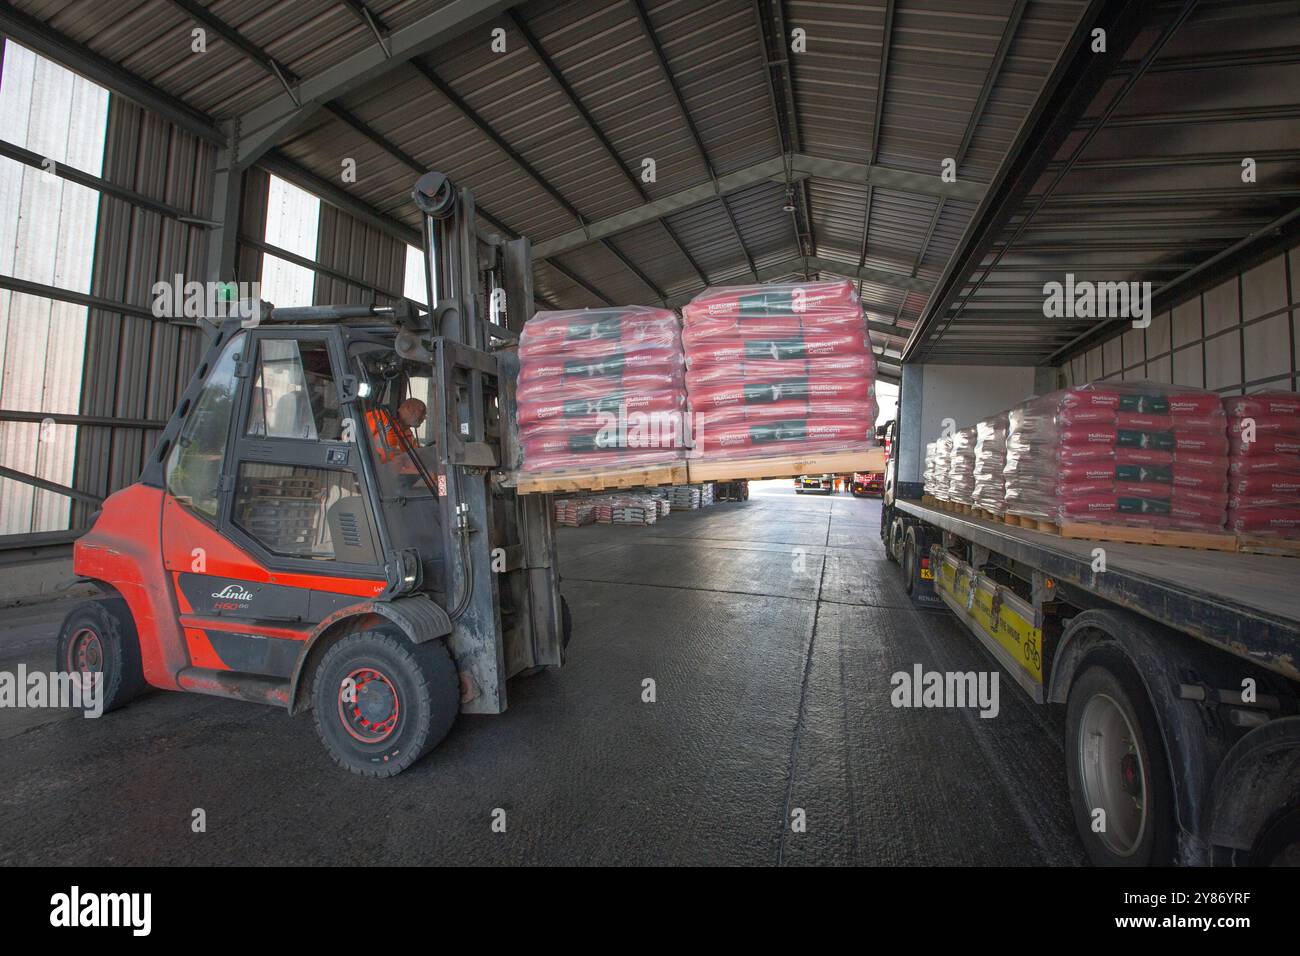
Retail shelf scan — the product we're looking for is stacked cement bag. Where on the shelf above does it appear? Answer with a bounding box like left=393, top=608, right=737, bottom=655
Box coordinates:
left=947, top=426, right=978, bottom=506
left=926, top=437, right=954, bottom=501
left=1004, top=382, right=1229, bottom=531
left=923, top=441, right=942, bottom=498
left=972, top=415, right=1009, bottom=515
left=1223, top=391, right=1300, bottom=538
left=518, top=307, right=686, bottom=474
left=681, top=280, right=877, bottom=460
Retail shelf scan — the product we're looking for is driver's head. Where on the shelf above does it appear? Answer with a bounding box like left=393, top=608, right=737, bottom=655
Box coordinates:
left=397, top=398, right=427, bottom=429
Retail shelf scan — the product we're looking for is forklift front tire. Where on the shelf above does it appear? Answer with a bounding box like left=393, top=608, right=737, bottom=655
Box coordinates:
left=312, top=628, right=459, bottom=777
left=56, top=597, right=146, bottom=713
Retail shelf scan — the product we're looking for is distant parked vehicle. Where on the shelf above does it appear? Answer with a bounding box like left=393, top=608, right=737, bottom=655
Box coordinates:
left=795, top=474, right=834, bottom=494
left=852, top=472, right=884, bottom=498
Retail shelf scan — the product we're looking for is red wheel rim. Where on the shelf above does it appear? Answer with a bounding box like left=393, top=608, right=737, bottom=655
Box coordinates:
left=66, top=627, right=104, bottom=674
left=337, top=667, right=400, bottom=743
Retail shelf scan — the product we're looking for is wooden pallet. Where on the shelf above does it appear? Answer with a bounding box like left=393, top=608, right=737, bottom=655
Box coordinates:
left=517, top=461, right=688, bottom=495
left=686, top=448, right=883, bottom=483
left=1054, top=520, right=1238, bottom=552
left=1003, top=512, right=1060, bottom=533
left=1236, top=535, right=1300, bottom=558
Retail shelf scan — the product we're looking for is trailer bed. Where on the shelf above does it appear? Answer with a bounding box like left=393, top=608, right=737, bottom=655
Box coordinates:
left=896, top=499, right=1300, bottom=682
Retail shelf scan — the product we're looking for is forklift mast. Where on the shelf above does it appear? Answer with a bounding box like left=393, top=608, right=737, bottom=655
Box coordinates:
left=397, top=169, right=566, bottom=713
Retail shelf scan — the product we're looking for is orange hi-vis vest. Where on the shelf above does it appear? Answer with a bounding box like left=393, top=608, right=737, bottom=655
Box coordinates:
left=366, top=408, right=414, bottom=464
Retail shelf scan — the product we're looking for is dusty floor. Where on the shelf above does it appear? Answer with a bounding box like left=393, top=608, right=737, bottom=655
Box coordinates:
left=0, top=483, right=1085, bottom=865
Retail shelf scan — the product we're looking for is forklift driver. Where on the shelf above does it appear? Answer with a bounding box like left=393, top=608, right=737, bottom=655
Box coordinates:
left=367, top=398, right=427, bottom=466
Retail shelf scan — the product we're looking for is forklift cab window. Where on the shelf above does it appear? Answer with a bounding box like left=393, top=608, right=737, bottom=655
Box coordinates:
left=246, top=339, right=341, bottom=441
left=165, top=332, right=244, bottom=519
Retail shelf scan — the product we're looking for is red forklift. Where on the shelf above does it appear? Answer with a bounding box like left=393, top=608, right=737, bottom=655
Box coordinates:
left=59, top=172, right=568, bottom=776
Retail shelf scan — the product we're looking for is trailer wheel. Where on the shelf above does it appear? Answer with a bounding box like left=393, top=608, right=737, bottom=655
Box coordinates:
left=1252, top=806, right=1300, bottom=866
left=1065, top=659, right=1176, bottom=865
left=55, top=597, right=145, bottom=713
left=902, top=526, right=920, bottom=595
left=312, top=628, right=458, bottom=777
left=887, top=516, right=905, bottom=564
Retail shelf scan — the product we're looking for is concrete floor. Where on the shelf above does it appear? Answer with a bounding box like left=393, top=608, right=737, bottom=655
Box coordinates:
left=0, top=483, right=1086, bottom=865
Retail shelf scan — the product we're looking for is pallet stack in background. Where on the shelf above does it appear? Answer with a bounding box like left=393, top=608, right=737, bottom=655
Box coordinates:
left=517, top=307, right=687, bottom=476
left=554, top=499, right=596, bottom=527
left=680, top=280, right=878, bottom=462
left=1224, top=391, right=1300, bottom=540
left=670, top=485, right=703, bottom=510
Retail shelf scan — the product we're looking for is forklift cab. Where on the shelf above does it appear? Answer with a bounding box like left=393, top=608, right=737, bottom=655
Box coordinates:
left=65, top=171, right=567, bottom=777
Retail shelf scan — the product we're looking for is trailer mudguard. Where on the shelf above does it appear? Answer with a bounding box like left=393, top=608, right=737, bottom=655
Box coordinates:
left=1048, top=609, right=1229, bottom=859
left=1205, top=715, right=1300, bottom=858
left=286, top=594, right=453, bottom=714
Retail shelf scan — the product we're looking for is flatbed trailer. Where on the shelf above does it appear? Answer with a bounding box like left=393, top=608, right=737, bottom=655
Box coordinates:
left=881, top=488, right=1300, bottom=866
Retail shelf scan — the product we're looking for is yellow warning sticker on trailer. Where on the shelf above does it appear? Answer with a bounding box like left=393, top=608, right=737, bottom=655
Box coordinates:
left=936, top=555, right=1042, bottom=685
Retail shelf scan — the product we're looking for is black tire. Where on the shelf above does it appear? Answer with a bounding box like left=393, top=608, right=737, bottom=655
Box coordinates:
left=1252, top=806, right=1300, bottom=866
left=55, top=597, right=145, bottom=713
left=795, top=489, right=804, bottom=494
left=901, top=526, right=920, bottom=595
left=1065, top=659, right=1176, bottom=866
left=312, top=629, right=458, bottom=777
left=885, top=516, right=904, bottom=564
left=561, top=594, right=573, bottom=650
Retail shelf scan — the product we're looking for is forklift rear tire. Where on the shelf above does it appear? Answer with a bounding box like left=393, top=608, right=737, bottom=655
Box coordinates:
left=56, top=597, right=146, bottom=713
left=1065, top=657, right=1176, bottom=866
left=312, top=628, right=459, bottom=777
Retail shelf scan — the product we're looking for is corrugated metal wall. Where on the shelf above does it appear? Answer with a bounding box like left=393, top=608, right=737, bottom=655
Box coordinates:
left=1062, top=240, right=1300, bottom=397
left=315, top=203, right=405, bottom=307
left=0, top=41, right=106, bottom=535
left=71, top=96, right=214, bottom=526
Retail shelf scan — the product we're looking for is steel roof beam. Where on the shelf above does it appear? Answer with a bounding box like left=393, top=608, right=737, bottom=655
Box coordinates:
left=758, top=0, right=816, bottom=272
left=906, top=0, right=1163, bottom=362
left=533, top=157, right=796, bottom=258
left=234, top=0, right=517, bottom=167
left=856, top=0, right=896, bottom=297
left=790, top=155, right=987, bottom=203
left=507, top=9, right=707, bottom=289
left=664, top=255, right=931, bottom=307
left=0, top=3, right=222, bottom=144
left=629, top=0, right=758, bottom=281
left=890, top=0, right=1027, bottom=327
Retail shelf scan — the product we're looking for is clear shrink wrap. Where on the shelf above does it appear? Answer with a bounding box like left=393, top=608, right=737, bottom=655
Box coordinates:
left=1223, top=390, right=1300, bottom=538
left=947, top=426, right=978, bottom=506
left=926, top=437, right=954, bottom=501
left=517, top=307, right=686, bottom=474
left=681, top=280, right=877, bottom=462
left=972, top=415, right=1009, bottom=515
left=1003, top=382, right=1229, bottom=531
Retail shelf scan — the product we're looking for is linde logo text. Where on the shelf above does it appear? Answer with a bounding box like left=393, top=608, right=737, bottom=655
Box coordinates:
left=211, top=584, right=255, bottom=601
left=50, top=886, right=151, bottom=936
left=891, top=664, right=1000, bottom=718
left=1043, top=273, right=1152, bottom=328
